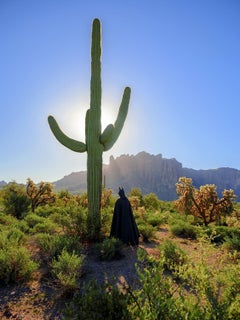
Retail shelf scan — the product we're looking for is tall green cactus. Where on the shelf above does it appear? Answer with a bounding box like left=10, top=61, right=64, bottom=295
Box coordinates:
left=48, top=18, right=131, bottom=239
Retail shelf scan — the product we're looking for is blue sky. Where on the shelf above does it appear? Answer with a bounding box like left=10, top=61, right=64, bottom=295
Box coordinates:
left=1, top=0, right=240, bottom=184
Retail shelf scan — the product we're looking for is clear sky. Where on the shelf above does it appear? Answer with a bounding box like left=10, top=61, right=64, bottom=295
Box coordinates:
left=1, top=0, right=240, bottom=184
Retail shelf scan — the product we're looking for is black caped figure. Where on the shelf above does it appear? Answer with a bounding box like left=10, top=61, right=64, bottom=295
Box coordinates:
left=110, top=187, right=140, bottom=245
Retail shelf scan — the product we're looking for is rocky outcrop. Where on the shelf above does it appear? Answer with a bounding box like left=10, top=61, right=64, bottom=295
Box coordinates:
left=53, top=152, right=240, bottom=201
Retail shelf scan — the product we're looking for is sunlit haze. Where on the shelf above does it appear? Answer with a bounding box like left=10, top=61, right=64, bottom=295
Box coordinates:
left=1, top=0, right=240, bottom=184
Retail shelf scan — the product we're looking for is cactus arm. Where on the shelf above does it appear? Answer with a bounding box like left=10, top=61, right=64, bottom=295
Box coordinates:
left=100, top=124, right=114, bottom=144
left=101, top=86, right=131, bottom=151
left=48, top=115, right=86, bottom=152
left=90, top=18, right=101, bottom=117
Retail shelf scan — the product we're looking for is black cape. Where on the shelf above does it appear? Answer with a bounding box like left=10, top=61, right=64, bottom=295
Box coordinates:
left=110, top=189, right=139, bottom=245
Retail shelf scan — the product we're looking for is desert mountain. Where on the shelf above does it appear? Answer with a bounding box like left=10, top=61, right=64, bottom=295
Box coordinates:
left=53, top=151, right=240, bottom=201
left=0, top=181, right=7, bottom=188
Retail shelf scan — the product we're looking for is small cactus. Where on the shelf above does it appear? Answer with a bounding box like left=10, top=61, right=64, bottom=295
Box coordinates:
left=48, top=18, right=131, bottom=239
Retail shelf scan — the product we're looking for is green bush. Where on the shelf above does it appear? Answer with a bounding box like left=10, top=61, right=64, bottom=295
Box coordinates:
left=143, top=193, right=161, bottom=210
left=13, top=219, right=30, bottom=233
left=207, top=226, right=240, bottom=244
left=0, top=212, right=17, bottom=225
left=24, top=213, right=45, bottom=228
left=51, top=249, right=85, bottom=293
left=223, top=234, right=240, bottom=252
left=128, top=256, right=181, bottom=320
left=158, top=240, right=187, bottom=272
left=31, top=220, right=58, bottom=234
left=1, top=182, right=30, bottom=219
left=0, top=246, right=38, bottom=285
left=100, top=207, right=113, bottom=237
left=34, top=205, right=63, bottom=217
left=170, top=220, right=197, bottom=239
left=50, top=206, right=88, bottom=240
left=146, top=212, right=164, bottom=227
left=0, top=228, right=25, bottom=248
left=65, top=229, right=240, bottom=320
left=178, top=256, right=240, bottom=319
left=67, top=207, right=88, bottom=239
left=36, top=233, right=82, bottom=260
left=7, top=227, right=25, bottom=245
left=63, top=280, right=131, bottom=320
left=138, top=223, right=157, bottom=242
left=0, top=231, right=9, bottom=249
left=129, top=252, right=240, bottom=319
left=96, top=237, right=125, bottom=261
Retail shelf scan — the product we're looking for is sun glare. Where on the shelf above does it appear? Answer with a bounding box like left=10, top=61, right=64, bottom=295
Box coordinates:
left=101, top=104, right=116, bottom=130
left=50, top=97, right=121, bottom=141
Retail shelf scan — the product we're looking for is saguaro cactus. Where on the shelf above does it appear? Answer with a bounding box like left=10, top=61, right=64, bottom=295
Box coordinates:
left=48, top=18, right=131, bottom=239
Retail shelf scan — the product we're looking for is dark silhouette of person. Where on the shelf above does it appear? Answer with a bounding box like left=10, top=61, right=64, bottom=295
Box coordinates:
left=110, top=187, right=140, bottom=245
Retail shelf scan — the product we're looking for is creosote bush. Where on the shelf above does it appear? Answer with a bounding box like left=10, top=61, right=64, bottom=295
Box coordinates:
left=138, top=223, right=157, bottom=242
left=96, top=237, right=125, bottom=261
left=0, top=246, right=38, bottom=285
left=170, top=220, right=198, bottom=239
left=36, top=233, right=82, bottom=261
left=63, top=280, right=131, bottom=320
left=51, top=249, right=85, bottom=293
left=158, top=239, right=187, bottom=272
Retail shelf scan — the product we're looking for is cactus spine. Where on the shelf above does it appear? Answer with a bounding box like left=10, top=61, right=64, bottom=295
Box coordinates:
left=48, top=18, right=131, bottom=239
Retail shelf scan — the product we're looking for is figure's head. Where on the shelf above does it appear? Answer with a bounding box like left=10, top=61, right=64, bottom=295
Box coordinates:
left=118, top=187, right=126, bottom=198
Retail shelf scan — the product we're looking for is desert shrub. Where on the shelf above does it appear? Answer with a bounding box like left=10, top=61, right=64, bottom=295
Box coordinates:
left=49, top=209, right=69, bottom=230
left=96, top=237, right=125, bottom=261
left=146, top=212, right=164, bottom=227
left=67, top=206, right=88, bottom=239
left=0, top=212, right=17, bottom=225
left=1, top=182, right=30, bottom=219
left=170, top=220, right=198, bottom=239
left=178, top=255, right=240, bottom=319
left=31, top=220, right=58, bottom=234
left=53, top=234, right=82, bottom=255
left=158, top=239, right=187, bottom=272
left=130, top=248, right=240, bottom=319
left=13, top=219, right=29, bottom=233
left=138, top=223, right=157, bottom=242
left=7, top=227, right=25, bottom=244
left=36, top=233, right=82, bottom=261
left=142, top=193, right=160, bottom=210
left=0, top=228, right=25, bottom=248
left=24, top=213, right=45, bottom=228
left=35, top=233, right=55, bottom=258
left=223, top=234, right=240, bottom=253
left=34, top=205, right=63, bottom=217
left=0, top=246, right=38, bottom=285
left=51, top=249, right=85, bottom=293
left=100, top=207, right=113, bottom=237
left=128, top=255, right=181, bottom=320
left=0, top=231, right=9, bottom=249
left=51, top=206, right=88, bottom=240
left=63, top=280, right=131, bottom=320
left=207, top=226, right=240, bottom=244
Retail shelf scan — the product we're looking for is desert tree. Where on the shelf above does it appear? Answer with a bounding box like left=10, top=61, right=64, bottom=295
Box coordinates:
left=175, top=177, right=237, bottom=226
left=57, top=190, right=76, bottom=207
left=26, top=178, right=56, bottom=212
